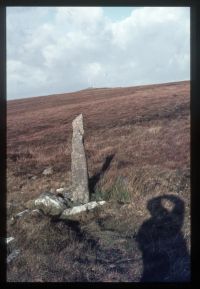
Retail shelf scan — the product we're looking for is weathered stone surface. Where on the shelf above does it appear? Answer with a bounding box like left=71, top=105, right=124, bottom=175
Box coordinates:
left=8, top=217, right=16, bottom=225
left=42, top=167, right=53, bottom=176
left=15, top=209, right=30, bottom=218
left=56, top=187, right=73, bottom=201
left=56, top=187, right=70, bottom=194
left=71, top=114, right=89, bottom=204
left=5, top=237, right=20, bottom=264
left=87, top=201, right=105, bottom=210
left=6, top=237, right=15, bottom=243
left=27, top=174, right=37, bottom=180
left=25, top=199, right=35, bottom=210
left=31, top=176, right=37, bottom=180
left=60, top=201, right=106, bottom=219
left=8, top=210, right=30, bottom=226
left=25, top=192, right=67, bottom=216
left=56, top=187, right=65, bottom=193
left=6, top=237, right=16, bottom=254
left=62, top=191, right=73, bottom=201
left=30, top=209, right=43, bottom=217
left=7, top=249, right=20, bottom=264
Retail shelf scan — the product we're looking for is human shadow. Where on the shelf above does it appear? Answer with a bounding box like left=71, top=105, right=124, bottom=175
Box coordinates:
left=89, top=154, right=115, bottom=197
left=136, top=194, right=190, bottom=282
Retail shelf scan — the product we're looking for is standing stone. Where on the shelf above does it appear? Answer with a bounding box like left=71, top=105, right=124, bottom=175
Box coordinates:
left=71, top=114, right=89, bottom=204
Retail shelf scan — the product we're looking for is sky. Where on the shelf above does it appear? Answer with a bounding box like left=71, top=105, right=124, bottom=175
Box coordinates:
left=7, top=7, right=190, bottom=100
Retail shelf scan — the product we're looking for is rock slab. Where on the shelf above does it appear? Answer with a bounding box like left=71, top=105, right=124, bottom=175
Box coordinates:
left=60, top=201, right=106, bottom=219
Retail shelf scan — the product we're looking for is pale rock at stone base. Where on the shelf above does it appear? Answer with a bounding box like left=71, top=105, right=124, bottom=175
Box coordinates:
left=60, top=200, right=106, bottom=219
left=56, top=187, right=66, bottom=193
left=30, top=209, right=43, bottom=217
left=25, top=192, right=67, bottom=216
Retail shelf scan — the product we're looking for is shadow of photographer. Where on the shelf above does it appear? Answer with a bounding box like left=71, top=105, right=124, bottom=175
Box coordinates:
left=136, top=194, right=190, bottom=282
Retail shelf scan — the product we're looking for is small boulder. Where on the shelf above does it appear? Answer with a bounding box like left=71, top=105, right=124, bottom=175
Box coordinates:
left=25, top=192, right=67, bottom=217
left=42, top=167, right=53, bottom=176
left=7, top=249, right=20, bottom=264
left=6, top=237, right=16, bottom=254
left=31, top=176, right=37, bottom=180
left=56, top=187, right=65, bottom=193
left=27, top=173, right=33, bottom=179
left=9, top=217, right=16, bottom=225
left=55, top=186, right=73, bottom=200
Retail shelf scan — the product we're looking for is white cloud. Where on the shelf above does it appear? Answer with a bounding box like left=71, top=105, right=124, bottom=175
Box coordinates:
left=7, top=7, right=190, bottom=99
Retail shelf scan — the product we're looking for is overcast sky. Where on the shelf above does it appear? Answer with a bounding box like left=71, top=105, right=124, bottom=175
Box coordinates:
left=7, top=7, right=190, bottom=100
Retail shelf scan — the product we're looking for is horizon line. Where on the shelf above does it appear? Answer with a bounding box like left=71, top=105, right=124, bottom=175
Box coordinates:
left=7, top=79, right=190, bottom=102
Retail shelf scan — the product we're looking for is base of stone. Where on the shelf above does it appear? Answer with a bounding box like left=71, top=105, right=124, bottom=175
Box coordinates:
left=25, top=192, right=106, bottom=219
left=60, top=201, right=106, bottom=219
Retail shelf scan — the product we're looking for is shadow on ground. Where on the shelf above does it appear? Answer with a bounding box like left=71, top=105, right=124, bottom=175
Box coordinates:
left=89, top=154, right=115, bottom=196
left=136, top=194, right=190, bottom=282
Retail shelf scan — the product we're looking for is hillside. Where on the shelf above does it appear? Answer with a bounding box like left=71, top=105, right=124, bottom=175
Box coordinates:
left=7, top=81, right=190, bottom=282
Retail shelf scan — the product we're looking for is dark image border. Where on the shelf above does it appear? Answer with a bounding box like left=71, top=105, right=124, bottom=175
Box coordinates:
left=0, top=0, right=198, bottom=287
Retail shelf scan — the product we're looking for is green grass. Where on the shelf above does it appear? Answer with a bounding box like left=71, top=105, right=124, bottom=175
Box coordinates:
left=93, top=176, right=131, bottom=203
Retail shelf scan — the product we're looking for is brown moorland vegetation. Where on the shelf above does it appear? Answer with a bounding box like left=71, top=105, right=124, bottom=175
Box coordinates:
left=7, top=81, right=190, bottom=282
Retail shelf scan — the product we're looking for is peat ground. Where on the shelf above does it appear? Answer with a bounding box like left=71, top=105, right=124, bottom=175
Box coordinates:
left=7, top=81, right=190, bottom=282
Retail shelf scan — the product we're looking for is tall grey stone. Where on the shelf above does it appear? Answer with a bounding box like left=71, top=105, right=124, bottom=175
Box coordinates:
left=71, top=114, right=89, bottom=204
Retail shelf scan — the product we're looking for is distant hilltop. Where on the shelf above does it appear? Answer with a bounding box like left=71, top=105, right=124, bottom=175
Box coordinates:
left=7, top=80, right=190, bottom=102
